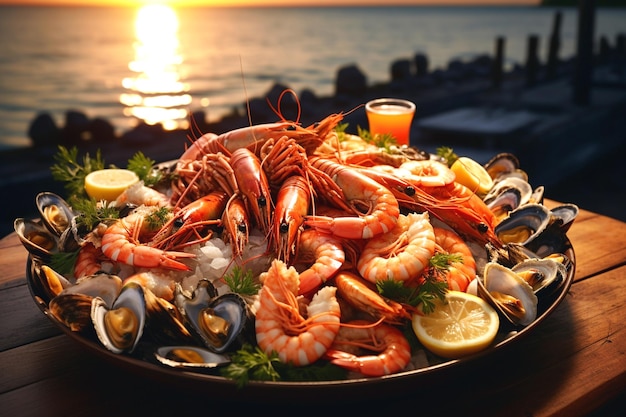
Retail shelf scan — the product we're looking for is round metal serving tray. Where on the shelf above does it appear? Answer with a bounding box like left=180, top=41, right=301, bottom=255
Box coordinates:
left=25, top=238, right=574, bottom=402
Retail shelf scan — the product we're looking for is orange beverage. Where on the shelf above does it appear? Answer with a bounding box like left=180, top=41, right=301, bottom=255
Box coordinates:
left=365, top=98, right=416, bottom=146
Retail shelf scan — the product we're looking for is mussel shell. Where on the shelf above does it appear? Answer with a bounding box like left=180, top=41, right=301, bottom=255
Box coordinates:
left=92, top=282, right=146, bottom=354
left=36, top=192, right=76, bottom=236
left=154, top=346, right=230, bottom=370
left=484, top=153, right=521, bottom=180
left=177, top=280, right=253, bottom=354
left=494, top=203, right=551, bottom=247
left=478, top=262, right=538, bottom=327
left=485, top=177, right=533, bottom=208
left=14, top=218, right=59, bottom=260
left=29, top=261, right=74, bottom=303
left=550, top=203, right=579, bottom=233
left=486, top=187, right=522, bottom=224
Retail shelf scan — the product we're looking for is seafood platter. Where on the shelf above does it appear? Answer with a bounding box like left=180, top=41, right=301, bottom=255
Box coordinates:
left=16, top=115, right=578, bottom=398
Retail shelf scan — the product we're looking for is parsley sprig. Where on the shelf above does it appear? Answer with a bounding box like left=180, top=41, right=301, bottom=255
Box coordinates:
left=50, top=146, right=105, bottom=199
left=220, top=343, right=347, bottom=388
left=377, top=252, right=463, bottom=314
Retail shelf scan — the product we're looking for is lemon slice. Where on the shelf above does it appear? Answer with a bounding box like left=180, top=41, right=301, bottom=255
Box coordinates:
left=412, top=291, right=499, bottom=359
left=84, top=169, right=139, bottom=202
left=450, top=156, right=493, bottom=195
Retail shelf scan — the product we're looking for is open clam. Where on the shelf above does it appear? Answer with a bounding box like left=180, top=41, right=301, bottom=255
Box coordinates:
left=175, top=280, right=253, bottom=354
left=550, top=203, right=579, bottom=233
left=91, top=282, right=146, bottom=354
left=477, top=262, right=538, bottom=327
left=154, top=346, right=230, bottom=370
left=511, top=257, right=567, bottom=297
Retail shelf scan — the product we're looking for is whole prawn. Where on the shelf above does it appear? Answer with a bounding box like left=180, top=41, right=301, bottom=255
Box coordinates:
left=430, top=227, right=476, bottom=292
left=222, top=195, right=249, bottom=258
left=101, top=209, right=194, bottom=271
left=230, top=148, right=272, bottom=236
left=255, top=259, right=341, bottom=366
left=153, top=191, right=228, bottom=251
left=304, top=157, right=400, bottom=240
left=357, top=212, right=436, bottom=283
left=324, top=320, right=412, bottom=377
left=293, top=229, right=345, bottom=296
left=272, top=175, right=312, bottom=263
left=334, top=271, right=410, bottom=325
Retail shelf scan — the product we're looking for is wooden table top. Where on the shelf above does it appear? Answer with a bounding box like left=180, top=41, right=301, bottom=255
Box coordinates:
left=1, top=200, right=625, bottom=416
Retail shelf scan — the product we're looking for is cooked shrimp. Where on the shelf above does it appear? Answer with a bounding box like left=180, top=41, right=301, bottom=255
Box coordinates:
left=255, top=259, right=341, bottom=366
left=334, top=271, right=410, bottom=325
left=324, top=320, right=411, bottom=377
left=304, top=157, right=400, bottom=239
left=113, top=181, right=171, bottom=208
left=398, top=159, right=456, bottom=187
left=123, top=270, right=178, bottom=301
left=293, top=229, right=345, bottom=296
left=432, top=227, right=476, bottom=292
left=74, top=242, right=104, bottom=279
left=357, top=212, right=436, bottom=283
left=101, top=210, right=194, bottom=271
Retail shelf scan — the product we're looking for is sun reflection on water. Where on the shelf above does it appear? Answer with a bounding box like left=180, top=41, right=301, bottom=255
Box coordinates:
left=120, top=4, right=191, bottom=130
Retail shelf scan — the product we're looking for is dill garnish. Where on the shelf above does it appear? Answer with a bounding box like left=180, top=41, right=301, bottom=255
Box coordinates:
left=223, top=266, right=260, bottom=296
left=357, top=125, right=397, bottom=150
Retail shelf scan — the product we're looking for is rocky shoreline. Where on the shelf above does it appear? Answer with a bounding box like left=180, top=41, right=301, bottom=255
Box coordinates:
left=2, top=38, right=626, bottom=237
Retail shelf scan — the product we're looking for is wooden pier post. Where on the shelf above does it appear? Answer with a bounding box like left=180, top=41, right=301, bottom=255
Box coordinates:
left=526, top=34, right=540, bottom=87
left=573, top=0, right=596, bottom=106
left=492, top=36, right=505, bottom=90
left=546, top=11, right=562, bottom=80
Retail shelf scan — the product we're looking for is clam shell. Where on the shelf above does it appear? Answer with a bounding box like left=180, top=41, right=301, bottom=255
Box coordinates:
left=176, top=280, right=253, bottom=354
left=49, top=292, right=95, bottom=333
left=154, top=346, right=230, bottom=369
left=62, top=273, right=123, bottom=307
left=92, top=282, right=146, bottom=354
left=144, top=288, right=196, bottom=346
left=478, top=262, right=538, bottom=326
left=511, top=257, right=567, bottom=297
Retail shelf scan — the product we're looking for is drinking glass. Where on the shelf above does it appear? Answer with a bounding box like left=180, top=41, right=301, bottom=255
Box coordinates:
left=365, top=98, right=416, bottom=146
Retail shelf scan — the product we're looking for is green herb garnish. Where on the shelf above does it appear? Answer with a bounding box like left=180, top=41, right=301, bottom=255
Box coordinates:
left=49, top=250, right=80, bottom=276
left=357, top=125, right=396, bottom=150
left=144, top=206, right=171, bottom=230
left=220, top=344, right=282, bottom=388
left=436, top=146, right=458, bottom=167
left=50, top=146, right=105, bottom=198
left=220, top=343, right=347, bottom=388
left=223, top=266, right=260, bottom=296
left=70, top=198, right=120, bottom=231
left=127, top=151, right=161, bottom=187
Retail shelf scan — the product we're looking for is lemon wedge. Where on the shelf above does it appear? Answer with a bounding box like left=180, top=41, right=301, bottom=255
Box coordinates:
left=450, top=156, right=493, bottom=195
left=84, top=169, right=139, bottom=202
left=412, top=291, right=499, bottom=359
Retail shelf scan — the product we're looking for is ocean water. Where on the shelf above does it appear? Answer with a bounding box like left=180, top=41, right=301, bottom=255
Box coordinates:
left=0, top=5, right=624, bottom=150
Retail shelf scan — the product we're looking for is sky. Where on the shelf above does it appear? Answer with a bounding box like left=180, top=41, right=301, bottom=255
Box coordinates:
left=0, top=0, right=541, bottom=7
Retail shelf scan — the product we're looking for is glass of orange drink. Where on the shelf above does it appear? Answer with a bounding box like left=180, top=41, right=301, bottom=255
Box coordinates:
left=365, top=98, right=416, bottom=146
